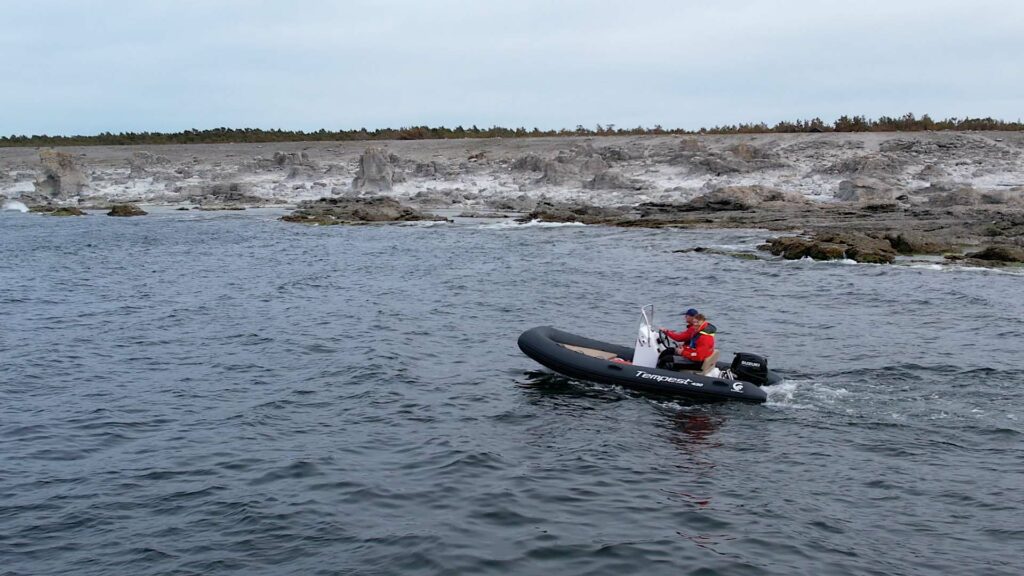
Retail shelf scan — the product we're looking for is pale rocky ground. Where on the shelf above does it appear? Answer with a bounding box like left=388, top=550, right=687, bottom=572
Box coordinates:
left=2, top=132, right=1022, bottom=211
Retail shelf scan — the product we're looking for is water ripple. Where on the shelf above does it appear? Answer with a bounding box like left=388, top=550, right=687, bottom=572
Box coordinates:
left=1, top=213, right=1022, bottom=575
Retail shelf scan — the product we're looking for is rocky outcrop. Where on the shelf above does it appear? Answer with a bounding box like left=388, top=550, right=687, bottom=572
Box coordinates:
left=671, top=142, right=785, bottom=175
left=516, top=200, right=628, bottom=225
left=46, top=207, right=87, bottom=217
left=944, top=245, right=1024, bottom=267
left=835, top=177, right=897, bottom=204
left=484, top=194, right=538, bottom=212
left=414, top=161, right=450, bottom=178
left=272, top=151, right=321, bottom=180
left=673, top=246, right=762, bottom=261
left=761, top=231, right=897, bottom=264
left=188, top=182, right=272, bottom=208
left=915, top=164, right=951, bottom=181
left=537, top=160, right=578, bottom=185
left=579, top=155, right=609, bottom=176
left=34, top=149, right=87, bottom=200
left=820, top=153, right=905, bottom=179
left=409, top=189, right=462, bottom=208
left=760, top=228, right=967, bottom=264
left=977, top=210, right=1024, bottom=239
left=129, top=151, right=172, bottom=178
left=585, top=170, right=645, bottom=190
left=687, top=151, right=749, bottom=175
left=352, top=148, right=395, bottom=192
left=883, top=231, right=955, bottom=255
left=457, top=211, right=513, bottom=218
left=597, top=147, right=633, bottom=162
left=685, top=185, right=806, bottom=211
left=108, top=204, right=147, bottom=217
left=923, top=184, right=1023, bottom=208
left=281, top=196, right=449, bottom=225
left=963, top=245, right=1024, bottom=263
left=511, top=154, right=544, bottom=172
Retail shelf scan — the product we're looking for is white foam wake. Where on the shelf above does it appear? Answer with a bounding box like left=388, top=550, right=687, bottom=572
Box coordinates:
left=2, top=200, right=29, bottom=213
left=477, top=219, right=586, bottom=230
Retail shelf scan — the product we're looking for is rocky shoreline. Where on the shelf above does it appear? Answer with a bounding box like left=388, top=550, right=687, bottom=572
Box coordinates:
left=2, top=132, right=1022, bottom=265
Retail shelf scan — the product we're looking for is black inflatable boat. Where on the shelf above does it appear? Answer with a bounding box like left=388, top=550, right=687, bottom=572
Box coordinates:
left=518, top=315, right=782, bottom=404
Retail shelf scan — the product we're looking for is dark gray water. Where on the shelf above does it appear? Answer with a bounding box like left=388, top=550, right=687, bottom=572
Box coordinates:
left=2, top=208, right=1022, bottom=576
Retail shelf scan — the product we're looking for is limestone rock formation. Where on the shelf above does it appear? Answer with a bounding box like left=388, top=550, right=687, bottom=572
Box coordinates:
left=597, top=147, right=633, bottom=162
left=922, top=184, right=1022, bottom=208
left=835, top=178, right=897, bottom=204
left=485, top=194, right=538, bottom=212
left=537, top=160, right=578, bottom=185
left=585, top=170, right=645, bottom=190
left=579, top=155, right=609, bottom=176
left=820, top=153, right=905, bottom=179
left=670, top=142, right=785, bottom=175
left=352, top=148, right=395, bottom=192
left=414, top=161, right=450, bottom=178
left=34, top=149, right=87, bottom=200
left=187, top=182, right=271, bottom=208
left=273, top=151, right=321, bottom=180
left=685, top=185, right=805, bottom=211
left=511, top=154, right=544, bottom=172
left=129, top=151, right=172, bottom=178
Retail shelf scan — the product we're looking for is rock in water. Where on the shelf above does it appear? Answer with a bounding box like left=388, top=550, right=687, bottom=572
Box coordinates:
left=34, top=149, right=88, bottom=200
left=516, top=200, right=627, bottom=225
left=47, top=207, right=87, bottom=217
left=281, top=196, right=449, bottom=225
left=107, top=204, right=147, bottom=217
left=352, top=148, right=395, bottom=192
left=762, top=231, right=896, bottom=264
left=964, top=246, right=1024, bottom=263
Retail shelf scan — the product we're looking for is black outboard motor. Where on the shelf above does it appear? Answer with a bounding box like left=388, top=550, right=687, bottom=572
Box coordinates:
left=731, top=353, right=769, bottom=385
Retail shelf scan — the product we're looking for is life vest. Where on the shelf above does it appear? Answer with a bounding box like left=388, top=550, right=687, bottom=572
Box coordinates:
left=688, top=322, right=716, bottom=349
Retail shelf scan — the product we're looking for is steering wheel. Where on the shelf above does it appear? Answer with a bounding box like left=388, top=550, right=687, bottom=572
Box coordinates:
left=657, top=329, right=673, bottom=351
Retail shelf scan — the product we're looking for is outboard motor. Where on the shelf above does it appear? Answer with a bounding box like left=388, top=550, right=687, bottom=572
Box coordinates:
left=731, top=353, right=769, bottom=385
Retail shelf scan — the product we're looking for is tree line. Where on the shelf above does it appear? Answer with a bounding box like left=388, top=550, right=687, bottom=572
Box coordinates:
left=2, top=114, right=1021, bottom=147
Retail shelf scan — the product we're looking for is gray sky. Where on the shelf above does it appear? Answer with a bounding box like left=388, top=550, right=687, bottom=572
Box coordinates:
left=2, top=0, right=1021, bottom=135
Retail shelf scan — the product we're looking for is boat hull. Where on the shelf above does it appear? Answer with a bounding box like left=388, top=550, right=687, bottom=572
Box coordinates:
left=518, top=326, right=771, bottom=404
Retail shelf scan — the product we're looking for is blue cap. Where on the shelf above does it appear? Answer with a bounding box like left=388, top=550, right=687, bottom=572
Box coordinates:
left=684, top=308, right=698, bottom=317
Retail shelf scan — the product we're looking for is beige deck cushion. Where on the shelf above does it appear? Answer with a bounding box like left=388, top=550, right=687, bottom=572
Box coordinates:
left=561, top=344, right=618, bottom=360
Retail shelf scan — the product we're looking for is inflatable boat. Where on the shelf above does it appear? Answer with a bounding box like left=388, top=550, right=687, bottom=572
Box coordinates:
left=518, top=306, right=782, bottom=404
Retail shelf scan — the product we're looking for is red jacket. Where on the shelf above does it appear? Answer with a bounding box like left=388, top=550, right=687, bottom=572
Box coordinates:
left=667, top=321, right=716, bottom=362
left=664, top=325, right=698, bottom=343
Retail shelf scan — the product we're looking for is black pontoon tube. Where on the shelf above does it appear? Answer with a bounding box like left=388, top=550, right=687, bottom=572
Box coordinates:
left=518, top=326, right=779, bottom=404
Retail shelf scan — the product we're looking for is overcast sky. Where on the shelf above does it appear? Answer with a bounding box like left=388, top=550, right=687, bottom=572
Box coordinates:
left=1, top=0, right=1021, bottom=135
